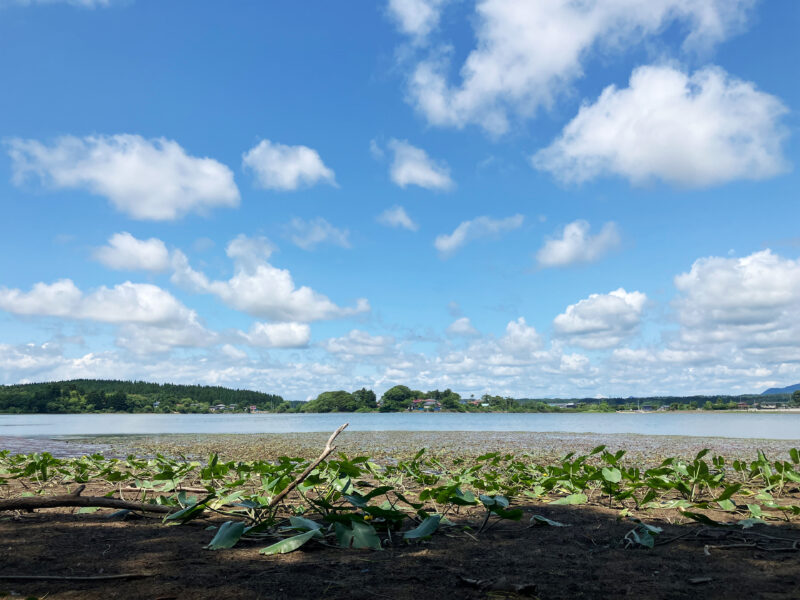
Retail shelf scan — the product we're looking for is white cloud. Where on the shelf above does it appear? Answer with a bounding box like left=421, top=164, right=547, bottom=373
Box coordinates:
left=285, top=217, right=350, bottom=251
left=388, top=139, right=453, bottom=190
left=93, top=232, right=170, bottom=272
left=435, top=214, right=523, bottom=256
left=0, top=279, right=215, bottom=354
left=377, top=205, right=419, bottom=231
left=387, top=0, right=449, bottom=39
left=536, top=220, right=620, bottom=268
left=171, top=235, right=369, bottom=322
left=553, top=288, right=647, bottom=349
left=243, top=322, right=311, bottom=348
left=0, top=279, right=195, bottom=325
left=242, top=139, right=336, bottom=191
left=446, top=317, right=478, bottom=336
left=323, top=329, right=395, bottom=358
left=498, top=317, right=542, bottom=356
left=674, top=250, right=800, bottom=350
left=402, top=0, right=755, bottom=134
left=532, top=65, right=789, bottom=187
left=7, top=134, right=239, bottom=220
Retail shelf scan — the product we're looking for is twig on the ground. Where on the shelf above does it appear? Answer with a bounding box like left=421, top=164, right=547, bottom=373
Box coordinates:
left=266, top=423, right=348, bottom=509
left=0, top=494, right=175, bottom=514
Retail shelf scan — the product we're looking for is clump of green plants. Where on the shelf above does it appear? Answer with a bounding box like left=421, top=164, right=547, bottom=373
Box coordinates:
left=1, top=443, right=799, bottom=555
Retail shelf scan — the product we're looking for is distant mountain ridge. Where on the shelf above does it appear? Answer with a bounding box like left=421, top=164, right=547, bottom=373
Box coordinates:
left=761, top=383, right=800, bottom=395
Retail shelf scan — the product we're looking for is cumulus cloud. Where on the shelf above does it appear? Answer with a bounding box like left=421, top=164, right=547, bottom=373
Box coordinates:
left=435, top=214, right=523, bottom=256
left=377, top=205, right=419, bottom=231
left=243, top=322, right=311, bottom=348
left=171, top=235, right=369, bottom=322
left=532, top=65, right=789, bottom=186
left=387, top=0, right=449, bottom=39
left=92, top=232, right=170, bottom=272
left=402, top=0, right=755, bottom=134
left=285, top=217, right=350, bottom=250
left=536, top=220, right=620, bottom=268
left=674, top=250, right=800, bottom=350
left=242, top=140, right=336, bottom=191
left=0, top=279, right=196, bottom=325
left=388, top=139, right=453, bottom=190
left=498, top=317, right=542, bottom=356
left=7, top=134, right=239, bottom=220
left=0, top=279, right=214, bottom=354
left=553, top=288, right=647, bottom=349
left=323, top=329, right=395, bottom=358
left=446, top=317, right=478, bottom=336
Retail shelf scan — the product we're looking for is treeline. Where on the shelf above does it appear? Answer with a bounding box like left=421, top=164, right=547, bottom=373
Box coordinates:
left=2, top=380, right=798, bottom=415
left=0, top=380, right=285, bottom=414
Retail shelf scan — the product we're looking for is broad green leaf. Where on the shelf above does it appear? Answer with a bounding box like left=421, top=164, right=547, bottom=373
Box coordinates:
left=77, top=507, right=99, bottom=514
left=602, top=467, right=622, bottom=483
left=716, top=499, right=736, bottom=512
left=737, top=518, right=765, bottom=529
left=403, top=515, right=441, bottom=540
left=530, top=515, right=570, bottom=527
left=680, top=511, right=720, bottom=526
left=716, top=484, right=741, bottom=502
left=789, top=448, right=799, bottom=464
left=289, top=516, right=322, bottom=532
left=550, top=493, right=587, bottom=506
left=335, top=521, right=382, bottom=550
left=259, top=530, right=319, bottom=555
left=747, top=504, right=763, bottom=518
left=206, top=521, right=246, bottom=550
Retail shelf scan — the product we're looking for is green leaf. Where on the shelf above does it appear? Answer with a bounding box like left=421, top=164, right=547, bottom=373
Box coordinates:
left=602, top=467, right=622, bottom=483
left=789, top=448, right=799, bottom=464
left=716, top=499, right=736, bottom=512
left=530, top=515, right=570, bottom=527
left=259, top=530, right=319, bottom=555
left=681, top=511, right=720, bottom=526
left=403, top=515, right=441, bottom=540
left=335, top=521, right=382, bottom=550
left=550, top=493, right=587, bottom=506
left=716, top=484, right=741, bottom=502
left=206, top=521, right=246, bottom=550
left=747, top=504, right=763, bottom=518
left=77, top=507, right=99, bottom=514
left=289, top=516, right=322, bottom=532
left=737, top=518, right=765, bottom=529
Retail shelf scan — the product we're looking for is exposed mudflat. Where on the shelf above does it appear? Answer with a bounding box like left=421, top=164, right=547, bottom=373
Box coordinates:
left=58, top=429, right=800, bottom=465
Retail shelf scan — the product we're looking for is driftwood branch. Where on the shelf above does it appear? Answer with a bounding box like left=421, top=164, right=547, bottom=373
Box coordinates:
left=0, top=494, right=175, bottom=514
left=268, top=422, right=348, bottom=509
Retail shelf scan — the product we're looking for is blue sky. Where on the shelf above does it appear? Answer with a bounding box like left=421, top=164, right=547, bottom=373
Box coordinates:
left=0, top=0, right=798, bottom=399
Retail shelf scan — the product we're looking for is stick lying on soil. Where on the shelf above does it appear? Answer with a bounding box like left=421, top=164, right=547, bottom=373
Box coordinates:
left=0, top=481, right=174, bottom=514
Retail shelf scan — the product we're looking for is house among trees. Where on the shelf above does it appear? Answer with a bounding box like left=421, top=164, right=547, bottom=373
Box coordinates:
left=409, top=398, right=441, bottom=411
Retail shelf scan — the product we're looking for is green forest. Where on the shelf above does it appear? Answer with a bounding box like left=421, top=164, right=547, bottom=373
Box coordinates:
left=0, top=379, right=797, bottom=414
left=0, top=380, right=287, bottom=414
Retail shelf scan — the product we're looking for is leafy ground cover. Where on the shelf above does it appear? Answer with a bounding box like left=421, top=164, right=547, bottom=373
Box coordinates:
left=1, top=436, right=799, bottom=599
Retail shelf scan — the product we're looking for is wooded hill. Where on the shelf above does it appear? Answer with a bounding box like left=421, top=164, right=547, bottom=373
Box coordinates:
left=0, top=379, right=286, bottom=414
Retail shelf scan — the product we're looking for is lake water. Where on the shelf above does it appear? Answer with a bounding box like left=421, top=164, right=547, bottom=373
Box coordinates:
left=1, top=412, right=799, bottom=440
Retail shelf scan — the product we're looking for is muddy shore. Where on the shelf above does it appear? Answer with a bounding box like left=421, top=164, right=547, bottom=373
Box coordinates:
left=33, top=429, right=800, bottom=464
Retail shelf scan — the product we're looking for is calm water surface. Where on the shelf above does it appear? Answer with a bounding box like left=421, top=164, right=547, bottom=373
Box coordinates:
left=1, top=412, right=799, bottom=440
